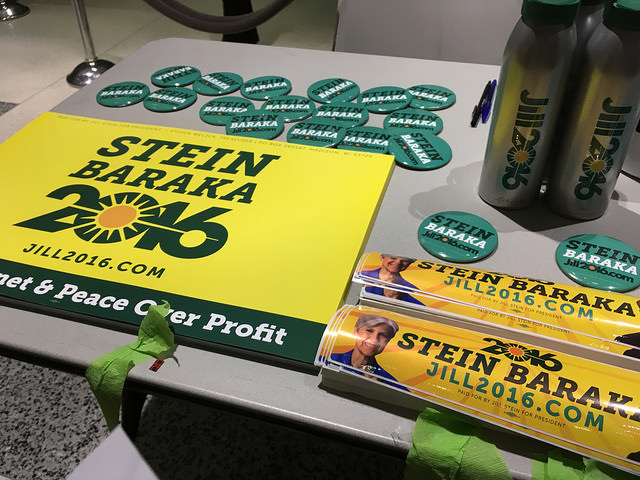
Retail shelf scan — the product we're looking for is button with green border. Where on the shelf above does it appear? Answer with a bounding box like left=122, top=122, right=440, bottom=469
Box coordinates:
left=260, top=95, right=315, bottom=122
left=143, top=87, right=198, bottom=112
left=307, top=78, right=360, bottom=104
left=384, top=108, right=443, bottom=135
left=388, top=130, right=452, bottom=170
left=408, top=84, right=456, bottom=110
left=241, top=75, right=292, bottom=100
left=555, top=234, right=640, bottom=292
left=200, top=96, right=255, bottom=126
left=418, top=211, right=498, bottom=262
left=225, top=112, right=284, bottom=139
left=96, top=81, right=149, bottom=107
left=312, top=102, right=368, bottom=127
left=193, top=72, right=243, bottom=96
left=337, top=126, right=391, bottom=154
left=358, top=86, right=412, bottom=113
left=287, top=119, right=346, bottom=147
left=150, top=66, right=201, bottom=87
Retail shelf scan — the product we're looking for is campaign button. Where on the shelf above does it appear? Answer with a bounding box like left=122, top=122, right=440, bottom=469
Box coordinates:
left=408, top=84, right=456, bottom=110
left=287, top=119, right=346, bottom=147
left=337, top=126, right=391, bottom=154
left=96, top=81, right=149, bottom=107
left=388, top=130, right=452, bottom=170
left=143, top=87, right=198, bottom=112
left=383, top=108, right=443, bottom=135
left=418, top=211, right=498, bottom=262
left=150, top=65, right=201, bottom=87
left=193, top=72, right=243, bottom=96
left=225, top=112, right=284, bottom=139
left=261, top=95, right=315, bottom=122
left=311, top=102, right=369, bottom=127
left=241, top=75, right=292, bottom=100
left=307, top=78, right=360, bottom=103
left=358, top=86, right=412, bottom=113
left=555, top=234, right=640, bottom=292
left=199, top=96, right=255, bottom=126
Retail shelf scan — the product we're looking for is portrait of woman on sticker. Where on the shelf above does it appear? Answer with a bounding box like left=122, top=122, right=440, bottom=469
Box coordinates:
left=361, top=253, right=424, bottom=305
left=330, top=314, right=408, bottom=392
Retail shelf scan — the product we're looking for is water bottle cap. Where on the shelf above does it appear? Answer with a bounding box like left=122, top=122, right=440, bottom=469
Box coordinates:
left=604, top=0, right=640, bottom=30
left=522, top=0, right=580, bottom=23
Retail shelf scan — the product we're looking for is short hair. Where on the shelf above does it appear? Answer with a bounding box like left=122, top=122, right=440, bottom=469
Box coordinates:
left=380, top=253, right=416, bottom=263
left=354, top=314, right=399, bottom=337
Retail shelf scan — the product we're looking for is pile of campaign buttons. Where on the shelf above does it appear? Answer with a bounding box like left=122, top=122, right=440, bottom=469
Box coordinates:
left=96, top=67, right=456, bottom=166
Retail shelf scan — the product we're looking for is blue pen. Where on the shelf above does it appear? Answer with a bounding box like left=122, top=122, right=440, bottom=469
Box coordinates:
left=481, top=79, right=497, bottom=123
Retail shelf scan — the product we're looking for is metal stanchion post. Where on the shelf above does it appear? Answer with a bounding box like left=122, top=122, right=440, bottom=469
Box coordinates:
left=0, top=0, right=30, bottom=21
left=66, top=0, right=114, bottom=87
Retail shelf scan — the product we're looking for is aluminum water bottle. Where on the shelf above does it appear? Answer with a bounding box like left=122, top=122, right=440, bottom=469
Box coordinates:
left=478, top=0, right=579, bottom=209
left=545, top=0, right=640, bottom=219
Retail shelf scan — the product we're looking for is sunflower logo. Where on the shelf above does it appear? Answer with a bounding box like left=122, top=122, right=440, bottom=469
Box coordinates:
left=73, top=192, right=161, bottom=244
left=503, top=343, right=532, bottom=361
left=506, top=145, right=535, bottom=169
left=581, top=155, right=612, bottom=178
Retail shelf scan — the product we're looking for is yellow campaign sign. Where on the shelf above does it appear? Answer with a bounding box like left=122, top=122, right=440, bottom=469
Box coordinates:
left=0, top=113, right=395, bottom=362
left=317, top=305, right=640, bottom=474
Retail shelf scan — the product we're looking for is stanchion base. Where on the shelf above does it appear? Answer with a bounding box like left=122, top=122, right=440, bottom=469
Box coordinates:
left=0, top=2, right=30, bottom=21
left=66, top=59, right=115, bottom=87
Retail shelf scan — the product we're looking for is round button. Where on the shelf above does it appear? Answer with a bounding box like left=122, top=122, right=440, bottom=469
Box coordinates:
left=199, top=96, right=255, bottom=126
left=555, top=234, right=640, bottom=292
left=261, top=95, right=315, bottom=122
left=96, top=81, right=149, bottom=107
left=418, top=211, right=498, bottom=262
left=287, top=119, right=346, bottom=147
left=337, top=126, right=391, bottom=154
left=383, top=108, right=443, bottom=135
left=143, top=87, right=198, bottom=112
left=241, top=75, right=292, bottom=100
left=388, top=130, right=452, bottom=170
left=307, top=78, right=360, bottom=103
left=225, top=112, right=285, bottom=139
left=150, top=66, right=201, bottom=87
left=193, top=72, right=243, bottom=96
left=358, top=86, right=412, bottom=113
left=312, top=102, right=369, bottom=127
left=407, top=84, right=456, bottom=110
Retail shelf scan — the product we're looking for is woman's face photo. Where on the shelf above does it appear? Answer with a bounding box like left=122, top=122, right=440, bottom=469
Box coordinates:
left=354, top=323, right=395, bottom=358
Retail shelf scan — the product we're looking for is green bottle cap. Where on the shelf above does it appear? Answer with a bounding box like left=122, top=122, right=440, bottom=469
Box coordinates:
left=225, top=112, right=284, bottom=139
left=383, top=108, right=443, bottom=135
left=604, top=0, right=640, bottom=31
left=241, top=76, right=292, bottom=100
left=521, top=0, right=580, bottom=24
left=358, top=86, right=412, bottom=113
left=312, top=102, right=369, bottom=126
left=287, top=119, right=346, bottom=147
left=150, top=66, right=201, bottom=87
left=408, top=85, right=456, bottom=110
left=261, top=95, right=315, bottom=122
left=96, top=81, right=149, bottom=107
left=337, top=126, right=391, bottom=154
left=193, top=72, right=243, bottom=96
left=555, top=234, right=640, bottom=292
left=388, top=130, right=452, bottom=170
left=143, top=87, right=198, bottom=112
left=307, top=78, right=360, bottom=103
left=418, top=211, right=498, bottom=262
left=199, top=96, right=255, bottom=126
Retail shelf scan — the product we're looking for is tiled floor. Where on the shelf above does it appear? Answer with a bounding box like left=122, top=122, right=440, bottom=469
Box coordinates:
left=0, top=2, right=407, bottom=479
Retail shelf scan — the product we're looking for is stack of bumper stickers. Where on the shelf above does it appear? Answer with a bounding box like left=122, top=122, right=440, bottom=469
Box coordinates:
left=315, top=251, right=640, bottom=475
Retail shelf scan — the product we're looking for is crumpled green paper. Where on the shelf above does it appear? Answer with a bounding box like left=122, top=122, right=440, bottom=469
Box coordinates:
left=404, top=407, right=512, bottom=480
left=85, top=301, right=174, bottom=430
left=532, top=449, right=638, bottom=480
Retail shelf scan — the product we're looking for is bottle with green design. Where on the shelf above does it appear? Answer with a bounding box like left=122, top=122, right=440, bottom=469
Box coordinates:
left=545, top=0, right=640, bottom=219
left=478, top=0, right=580, bottom=209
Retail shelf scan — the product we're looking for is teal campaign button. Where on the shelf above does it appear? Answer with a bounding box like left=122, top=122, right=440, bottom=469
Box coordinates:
left=358, top=86, right=412, bottom=113
left=151, top=66, right=201, bottom=87
left=383, top=108, right=443, bottom=135
left=287, top=119, right=346, bottom=147
left=307, top=78, right=360, bottom=103
left=261, top=95, right=315, bottom=122
left=408, top=84, right=456, bottom=110
left=225, top=112, right=284, bottom=139
left=143, top=87, right=197, bottom=112
left=337, top=126, right=391, bottom=154
left=199, top=96, right=255, bottom=126
left=555, top=234, right=640, bottom=292
left=241, top=75, right=292, bottom=100
left=96, top=81, right=149, bottom=107
left=193, top=72, right=243, bottom=96
left=388, top=130, right=452, bottom=170
left=418, top=211, right=498, bottom=263
left=312, top=102, right=368, bottom=127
